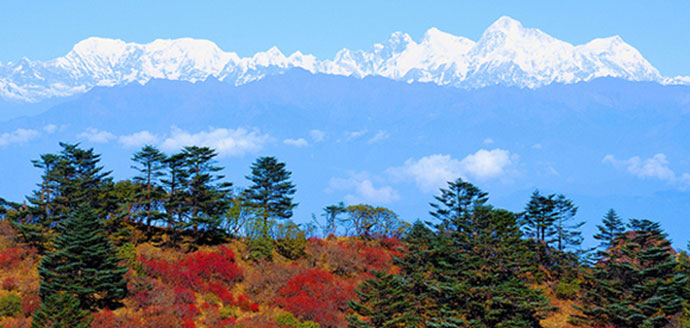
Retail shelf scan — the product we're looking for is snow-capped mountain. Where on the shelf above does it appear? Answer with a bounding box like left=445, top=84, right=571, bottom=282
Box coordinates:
left=0, top=16, right=685, bottom=103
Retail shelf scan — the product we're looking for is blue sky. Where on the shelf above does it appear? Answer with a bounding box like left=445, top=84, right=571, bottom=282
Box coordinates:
left=1, top=1, right=689, bottom=76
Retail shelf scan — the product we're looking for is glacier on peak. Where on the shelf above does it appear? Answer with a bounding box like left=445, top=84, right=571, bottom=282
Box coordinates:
left=0, top=16, right=685, bottom=102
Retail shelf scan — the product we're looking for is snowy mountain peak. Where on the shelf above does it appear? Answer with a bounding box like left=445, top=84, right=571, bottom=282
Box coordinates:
left=485, top=16, right=524, bottom=34
left=1, top=16, right=686, bottom=102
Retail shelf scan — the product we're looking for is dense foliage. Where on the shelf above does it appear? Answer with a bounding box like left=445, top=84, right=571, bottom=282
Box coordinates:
left=0, top=143, right=687, bottom=327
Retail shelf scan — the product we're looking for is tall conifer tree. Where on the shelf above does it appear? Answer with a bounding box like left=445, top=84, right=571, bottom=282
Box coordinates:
left=593, top=208, right=625, bottom=251
left=575, top=219, right=689, bottom=327
left=37, top=206, right=127, bottom=311
left=244, top=156, right=297, bottom=237
left=130, top=145, right=167, bottom=237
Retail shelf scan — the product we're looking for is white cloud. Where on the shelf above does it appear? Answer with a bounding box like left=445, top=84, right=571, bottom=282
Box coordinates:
left=160, top=127, right=270, bottom=157
left=532, top=143, right=543, bottom=149
left=388, top=149, right=517, bottom=193
left=118, top=131, right=159, bottom=148
left=0, top=128, right=40, bottom=147
left=284, top=138, right=309, bottom=147
left=459, top=149, right=515, bottom=179
left=344, top=129, right=367, bottom=141
left=77, top=127, right=115, bottom=143
left=483, top=138, right=494, bottom=145
left=603, top=153, right=677, bottom=182
left=328, top=172, right=399, bottom=204
left=309, top=129, right=326, bottom=142
left=367, top=130, right=390, bottom=144
left=43, top=124, right=57, bottom=134
left=388, top=154, right=463, bottom=193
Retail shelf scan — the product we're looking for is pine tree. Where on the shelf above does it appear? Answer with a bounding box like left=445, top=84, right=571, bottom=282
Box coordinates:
left=394, top=221, right=438, bottom=326
left=244, top=156, right=297, bottom=238
left=429, top=178, right=488, bottom=234
left=593, top=208, right=625, bottom=251
left=37, top=205, right=127, bottom=311
left=182, top=146, right=232, bottom=243
left=550, top=194, right=583, bottom=253
left=31, top=293, right=92, bottom=328
left=24, top=153, right=61, bottom=225
left=130, top=145, right=167, bottom=237
left=348, top=271, right=415, bottom=328
left=520, top=190, right=555, bottom=244
left=575, top=219, right=689, bottom=327
left=161, top=152, right=190, bottom=244
left=423, top=180, right=552, bottom=327
left=51, top=143, right=114, bottom=220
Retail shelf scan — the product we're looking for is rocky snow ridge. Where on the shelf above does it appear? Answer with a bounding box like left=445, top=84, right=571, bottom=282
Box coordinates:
left=0, top=16, right=684, bottom=102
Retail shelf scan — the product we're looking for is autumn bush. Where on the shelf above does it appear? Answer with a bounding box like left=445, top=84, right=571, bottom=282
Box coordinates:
left=21, top=293, right=39, bottom=317
left=305, top=239, right=364, bottom=277
left=245, top=260, right=305, bottom=304
left=0, top=293, right=22, bottom=317
left=1, top=277, right=18, bottom=291
left=275, top=268, right=355, bottom=327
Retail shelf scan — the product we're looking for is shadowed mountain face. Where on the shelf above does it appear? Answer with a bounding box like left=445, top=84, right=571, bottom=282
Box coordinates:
left=1, top=70, right=690, bottom=248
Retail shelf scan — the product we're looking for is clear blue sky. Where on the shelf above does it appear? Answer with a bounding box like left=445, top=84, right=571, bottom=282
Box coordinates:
left=1, top=1, right=689, bottom=76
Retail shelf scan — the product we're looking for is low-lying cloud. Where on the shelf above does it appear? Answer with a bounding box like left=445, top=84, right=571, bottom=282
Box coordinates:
left=0, top=128, right=40, bottom=147
left=160, top=127, right=271, bottom=157
left=328, top=172, right=400, bottom=204
left=388, top=149, right=517, bottom=193
left=603, top=153, right=690, bottom=188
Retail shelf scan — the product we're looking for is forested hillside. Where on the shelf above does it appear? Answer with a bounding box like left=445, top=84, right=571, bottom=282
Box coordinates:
left=0, top=143, right=688, bottom=327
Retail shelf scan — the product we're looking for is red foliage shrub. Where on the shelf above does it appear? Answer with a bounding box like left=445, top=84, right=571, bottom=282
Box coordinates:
left=275, top=268, right=356, bottom=327
left=201, top=307, right=236, bottom=328
left=244, top=261, right=305, bottom=304
left=234, top=293, right=259, bottom=312
left=2, top=277, right=19, bottom=291
left=0, top=248, right=24, bottom=269
left=91, top=309, right=116, bottom=327
left=140, top=247, right=241, bottom=293
left=0, top=317, right=31, bottom=328
left=359, top=244, right=391, bottom=271
left=173, top=303, right=200, bottom=321
left=174, top=286, right=196, bottom=304
left=21, top=294, right=40, bottom=317
left=206, top=282, right=234, bottom=305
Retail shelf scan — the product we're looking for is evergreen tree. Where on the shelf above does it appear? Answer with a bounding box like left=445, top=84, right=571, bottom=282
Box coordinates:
left=422, top=180, right=552, bottom=327
left=394, top=221, right=438, bottom=326
left=244, top=156, right=297, bottom=237
left=593, top=208, right=625, bottom=251
left=520, top=191, right=584, bottom=272
left=520, top=190, right=555, bottom=244
left=51, top=143, right=114, bottom=220
left=348, top=271, right=415, bottom=328
left=31, top=293, right=92, bottom=328
left=37, top=205, right=127, bottom=311
left=575, top=219, right=689, bottom=327
left=429, top=178, right=488, bottom=234
left=24, top=153, right=61, bottom=225
left=161, top=152, right=190, bottom=243
left=550, top=194, right=583, bottom=253
left=181, top=146, right=232, bottom=243
left=130, top=145, right=167, bottom=237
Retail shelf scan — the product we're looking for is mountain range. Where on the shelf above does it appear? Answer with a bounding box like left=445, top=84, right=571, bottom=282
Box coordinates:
left=1, top=16, right=688, bottom=103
